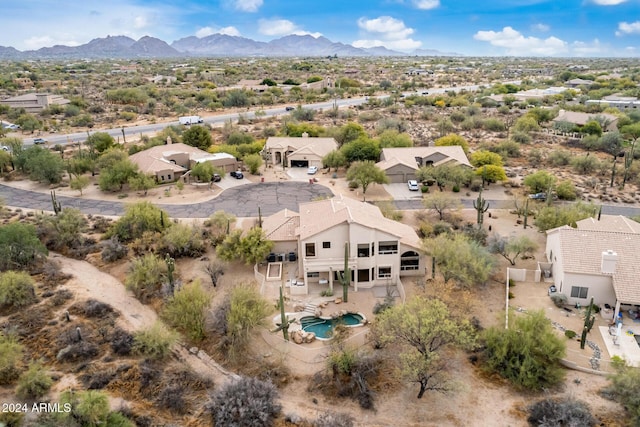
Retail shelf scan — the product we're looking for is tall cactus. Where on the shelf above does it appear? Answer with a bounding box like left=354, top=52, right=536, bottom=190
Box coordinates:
left=580, top=297, right=595, bottom=350
left=272, top=286, right=293, bottom=341
left=50, top=190, right=62, bottom=215
left=523, top=198, right=529, bottom=229
left=165, top=253, right=175, bottom=295
left=340, top=242, right=350, bottom=303
left=473, top=187, right=489, bottom=226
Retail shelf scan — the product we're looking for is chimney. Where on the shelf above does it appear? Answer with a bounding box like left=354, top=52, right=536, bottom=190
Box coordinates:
left=601, top=250, right=618, bottom=274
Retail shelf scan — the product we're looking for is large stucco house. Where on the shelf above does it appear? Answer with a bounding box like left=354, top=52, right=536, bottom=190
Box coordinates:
left=263, top=195, right=425, bottom=295
left=263, top=135, right=338, bottom=169
left=129, top=142, right=237, bottom=183
left=553, top=110, right=619, bottom=132
left=375, top=146, right=471, bottom=183
left=545, top=215, right=640, bottom=320
left=0, top=93, right=70, bottom=113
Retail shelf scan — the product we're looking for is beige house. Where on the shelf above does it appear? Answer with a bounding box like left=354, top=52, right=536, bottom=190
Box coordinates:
left=376, top=146, right=471, bottom=183
left=263, top=196, right=426, bottom=295
left=545, top=215, right=640, bottom=320
left=553, top=110, right=619, bottom=132
left=129, top=142, right=237, bottom=183
left=263, top=135, right=338, bottom=169
left=0, top=93, right=70, bottom=113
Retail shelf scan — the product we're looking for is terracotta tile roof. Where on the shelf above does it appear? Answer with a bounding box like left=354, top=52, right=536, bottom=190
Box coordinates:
left=263, top=209, right=300, bottom=241
left=377, top=146, right=471, bottom=171
left=129, top=143, right=224, bottom=175
left=550, top=226, right=640, bottom=304
left=296, top=195, right=422, bottom=249
left=264, top=137, right=338, bottom=158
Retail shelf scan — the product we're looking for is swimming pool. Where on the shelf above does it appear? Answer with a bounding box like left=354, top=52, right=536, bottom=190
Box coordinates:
left=300, top=313, right=365, bottom=340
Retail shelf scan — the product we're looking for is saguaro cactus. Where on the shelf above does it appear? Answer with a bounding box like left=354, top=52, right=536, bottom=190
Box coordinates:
left=50, top=190, right=62, bottom=215
left=580, top=297, right=595, bottom=350
left=473, top=187, right=489, bottom=226
left=165, top=253, right=175, bottom=295
left=340, top=242, right=350, bottom=303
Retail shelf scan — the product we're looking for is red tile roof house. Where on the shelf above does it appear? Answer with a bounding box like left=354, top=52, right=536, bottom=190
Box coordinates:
left=545, top=215, right=640, bottom=322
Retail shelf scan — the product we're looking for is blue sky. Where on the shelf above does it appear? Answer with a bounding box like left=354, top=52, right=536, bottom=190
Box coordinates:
left=2, top=0, right=639, bottom=56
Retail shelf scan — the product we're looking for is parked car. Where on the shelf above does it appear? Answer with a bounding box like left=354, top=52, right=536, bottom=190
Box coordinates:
left=211, top=173, right=221, bottom=182
left=230, top=170, right=244, bottom=179
left=407, top=180, right=419, bottom=191
left=528, top=192, right=556, bottom=201
left=33, top=138, right=47, bottom=145
left=307, top=166, right=318, bottom=175
left=285, top=106, right=295, bottom=111
left=0, top=146, right=9, bottom=151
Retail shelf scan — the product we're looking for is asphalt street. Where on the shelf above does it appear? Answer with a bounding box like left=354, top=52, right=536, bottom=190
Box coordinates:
left=0, top=181, right=334, bottom=218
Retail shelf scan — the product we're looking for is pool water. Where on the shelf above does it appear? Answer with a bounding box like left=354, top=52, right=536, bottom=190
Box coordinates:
left=300, top=313, right=364, bottom=339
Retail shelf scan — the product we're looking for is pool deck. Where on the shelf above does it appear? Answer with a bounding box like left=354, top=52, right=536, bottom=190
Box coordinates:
left=599, top=321, right=640, bottom=367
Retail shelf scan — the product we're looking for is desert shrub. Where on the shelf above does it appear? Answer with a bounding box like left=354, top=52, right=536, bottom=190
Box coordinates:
left=534, top=202, right=596, bottom=232
left=207, top=376, right=281, bottom=427
left=0, top=411, right=24, bottom=427
left=72, top=299, right=115, bottom=318
left=0, top=270, right=36, bottom=309
left=527, top=398, right=595, bottom=427
left=158, top=223, right=207, bottom=258
left=315, top=411, right=355, bottom=427
left=490, top=140, right=521, bottom=159
left=512, top=131, right=531, bottom=144
left=571, top=155, right=600, bottom=175
left=556, top=180, right=578, bottom=201
left=205, top=211, right=236, bottom=246
left=484, top=118, right=506, bottom=132
left=604, top=359, right=640, bottom=424
left=16, top=361, right=52, bottom=399
left=0, top=333, right=23, bottom=384
left=42, top=259, right=72, bottom=285
left=163, top=280, right=211, bottom=342
left=482, top=310, right=566, bottom=390
left=125, top=253, right=166, bottom=302
left=80, top=368, right=116, bottom=390
left=432, top=221, right=453, bottom=236
left=56, top=335, right=99, bottom=363
left=105, top=202, right=171, bottom=243
left=110, top=328, right=134, bottom=356
left=50, top=389, right=135, bottom=427
left=133, top=322, right=178, bottom=360
left=550, top=293, right=567, bottom=307
left=0, top=222, right=48, bottom=271
left=51, top=289, right=74, bottom=306
left=157, top=384, right=186, bottom=414
left=101, top=237, right=128, bottom=262
left=547, top=150, right=572, bottom=167
left=565, top=330, right=577, bottom=339
left=38, top=208, right=87, bottom=251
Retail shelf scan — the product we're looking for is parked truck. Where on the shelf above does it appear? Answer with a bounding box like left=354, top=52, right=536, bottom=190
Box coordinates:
left=179, top=115, right=204, bottom=125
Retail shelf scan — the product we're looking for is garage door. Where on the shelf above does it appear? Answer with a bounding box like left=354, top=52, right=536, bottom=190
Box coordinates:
left=386, top=173, right=406, bottom=183
left=290, top=160, right=309, bottom=168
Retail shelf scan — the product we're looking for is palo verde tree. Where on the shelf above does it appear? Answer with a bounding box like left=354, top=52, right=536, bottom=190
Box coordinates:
left=423, top=192, right=461, bottom=220
left=481, top=310, right=566, bottom=391
left=375, top=297, right=476, bottom=398
left=105, top=201, right=171, bottom=243
left=487, top=233, right=538, bottom=266
left=346, top=161, right=389, bottom=201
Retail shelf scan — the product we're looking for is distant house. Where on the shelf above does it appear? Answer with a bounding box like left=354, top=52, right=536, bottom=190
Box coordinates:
left=553, top=110, right=618, bottom=132
left=565, top=78, right=594, bottom=88
left=0, top=93, right=70, bottom=113
left=263, top=196, right=425, bottom=295
left=545, top=215, right=640, bottom=320
left=586, top=95, right=640, bottom=111
left=376, top=146, right=471, bottom=183
left=129, top=142, right=237, bottom=183
left=263, top=135, right=338, bottom=169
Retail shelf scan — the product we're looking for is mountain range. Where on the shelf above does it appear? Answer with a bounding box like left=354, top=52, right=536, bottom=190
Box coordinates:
left=0, top=34, right=461, bottom=59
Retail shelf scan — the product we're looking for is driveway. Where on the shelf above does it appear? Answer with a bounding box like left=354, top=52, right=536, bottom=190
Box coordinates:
left=383, top=183, right=423, bottom=201
left=214, top=174, right=248, bottom=190
left=286, top=166, right=315, bottom=182
left=0, top=182, right=334, bottom=218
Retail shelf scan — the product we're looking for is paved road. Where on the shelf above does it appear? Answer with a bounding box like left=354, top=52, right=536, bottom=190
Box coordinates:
left=22, top=81, right=507, bottom=146
left=0, top=182, right=333, bottom=218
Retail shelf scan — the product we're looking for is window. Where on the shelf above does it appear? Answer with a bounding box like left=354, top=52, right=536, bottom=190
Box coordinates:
left=167, top=174, right=172, bottom=181
left=306, top=271, right=319, bottom=278
left=357, top=243, right=370, bottom=258
left=378, top=266, right=392, bottom=278
left=378, top=241, right=398, bottom=255
left=570, top=286, right=588, bottom=299
left=305, top=243, right=316, bottom=257
left=400, top=251, right=420, bottom=271
left=322, top=241, right=331, bottom=249
left=160, top=175, right=165, bottom=181
left=357, top=269, right=370, bottom=282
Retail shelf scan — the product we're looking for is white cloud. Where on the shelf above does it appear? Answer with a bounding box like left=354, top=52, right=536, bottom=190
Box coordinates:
left=354, top=16, right=421, bottom=51
left=232, top=0, right=263, bottom=12
left=133, top=16, right=149, bottom=30
left=196, top=26, right=240, bottom=38
left=590, top=0, right=627, bottom=5
left=474, top=26, right=568, bottom=55
left=258, top=19, right=321, bottom=38
left=24, top=35, right=80, bottom=50
left=412, top=0, right=440, bottom=9
left=531, top=23, right=550, bottom=32
left=616, top=21, right=640, bottom=36
left=571, top=39, right=608, bottom=56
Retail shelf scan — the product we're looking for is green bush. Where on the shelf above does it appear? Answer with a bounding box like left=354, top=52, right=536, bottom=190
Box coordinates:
left=0, top=411, right=24, bottom=427
left=125, top=254, right=166, bottom=302
left=0, top=334, right=23, bottom=384
left=16, top=361, right=52, bottom=399
left=481, top=310, right=566, bottom=390
left=159, top=223, right=207, bottom=258
left=105, top=202, right=171, bottom=243
left=564, top=330, right=577, bottom=339
left=550, top=293, right=567, bottom=307
left=133, top=322, right=178, bottom=360
left=163, top=280, right=211, bottom=342
left=528, top=398, right=595, bottom=427
left=0, top=271, right=36, bottom=309
left=225, top=284, right=269, bottom=359
left=0, top=222, right=48, bottom=271
left=605, top=359, right=640, bottom=424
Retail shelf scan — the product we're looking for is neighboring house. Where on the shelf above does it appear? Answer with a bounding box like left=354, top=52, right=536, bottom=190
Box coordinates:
left=129, top=142, right=237, bottom=183
left=376, top=146, right=471, bottom=183
left=13, top=78, right=34, bottom=89
left=545, top=215, right=640, bottom=319
left=565, top=78, right=594, bottom=88
left=263, top=195, right=426, bottom=295
left=0, top=93, right=70, bottom=113
left=263, top=135, right=338, bottom=169
left=553, top=110, right=618, bottom=132
left=586, top=95, right=640, bottom=111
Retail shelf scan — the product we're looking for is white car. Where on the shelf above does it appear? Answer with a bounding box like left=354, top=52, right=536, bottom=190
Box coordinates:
left=407, top=180, right=419, bottom=191
left=307, top=166, right=318, bottom=175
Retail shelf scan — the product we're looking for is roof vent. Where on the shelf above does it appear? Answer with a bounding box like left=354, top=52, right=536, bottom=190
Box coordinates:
left=601, top=249, right=618, bottom=275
